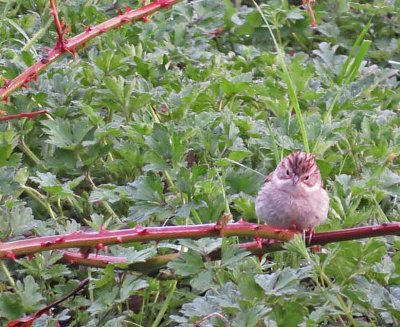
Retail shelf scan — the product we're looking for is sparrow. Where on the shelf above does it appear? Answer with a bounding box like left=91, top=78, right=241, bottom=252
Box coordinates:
left=255, top=151, right=329, bottom=230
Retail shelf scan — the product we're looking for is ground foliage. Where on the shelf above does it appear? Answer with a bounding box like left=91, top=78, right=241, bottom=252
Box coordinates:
left=0, top=0, right=400, bottom=325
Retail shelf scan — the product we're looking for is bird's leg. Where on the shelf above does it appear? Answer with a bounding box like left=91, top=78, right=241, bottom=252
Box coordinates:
left=304, top=227, right=314, bottom=246
left=254, top=236, right=263, bottom=248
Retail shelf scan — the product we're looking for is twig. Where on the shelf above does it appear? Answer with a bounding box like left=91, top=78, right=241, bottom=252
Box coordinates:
left=60, top=250, right=180, bottom=273
left=6, top=278, right=89, bottom=326
left=59, top=239, right=282, bottom=272
left=49, top=0, right=67, bottom=49
left=1, top=222, right=297, bottom=259
left=2, top=222, right=400, bottom=263
left=302, top=0, right=317, bottom=28
left=59, top=222, right=400, bottom=271
left=0, top=0, right=183, bottom=101
left=0, top=110, right=49, bottom=122
left=195, top=312, right=231, bottom=327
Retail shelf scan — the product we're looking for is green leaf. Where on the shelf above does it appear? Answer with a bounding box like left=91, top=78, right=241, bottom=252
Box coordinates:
left=113, top=247, right=157, bottom=265
left=167, top=250, right=205, bottom=277
left=119, top=276, right=148, bottom=302
left=255, top=267, right=312, bottom=296
left=0, top=204, right=40, bottom=240
left=0, top=293, right=24, bottom=320
left=42, top=118, right=93, bottom=150
left=127, top=174, right=172, bottom=222
left=0, top=130, right=20, bottom=166
left=190, top=269, right=214, bottom=292
left=16, top=276, right=44, bottom=312
left=221, top=245, right=250, bottom=268
left=225, top=168, right=264, bottom=195
left=0, top=167, right=20, bottom=197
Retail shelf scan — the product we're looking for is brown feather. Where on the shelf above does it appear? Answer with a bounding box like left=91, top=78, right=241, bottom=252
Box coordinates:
left=263, top=172, right=273, bottom=184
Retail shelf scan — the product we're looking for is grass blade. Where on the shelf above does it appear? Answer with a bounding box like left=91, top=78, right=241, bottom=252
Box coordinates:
left=337, top=21, right=371, bottom=85
left=151, top=280, right=177, bottom=327
left=253, top=1, right=310, bottom=152
left=345, top=40, right=372, bottom=84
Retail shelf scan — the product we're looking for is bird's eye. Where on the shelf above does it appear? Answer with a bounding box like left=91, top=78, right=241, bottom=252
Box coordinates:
left=286, top=170, right=290, bottom=176
left=304, top=175, right=309, bottom=180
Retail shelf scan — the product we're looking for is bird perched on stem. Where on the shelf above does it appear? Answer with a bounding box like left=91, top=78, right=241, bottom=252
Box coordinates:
left=255, top=151, right=329, bottom=231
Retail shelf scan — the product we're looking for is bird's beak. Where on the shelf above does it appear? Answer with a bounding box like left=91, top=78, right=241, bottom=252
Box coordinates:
left=292, top=175, right=299, bottom=185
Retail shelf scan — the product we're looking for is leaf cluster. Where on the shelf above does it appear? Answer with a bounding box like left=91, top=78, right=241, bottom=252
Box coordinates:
left=0, top=0, right=399, bottom=325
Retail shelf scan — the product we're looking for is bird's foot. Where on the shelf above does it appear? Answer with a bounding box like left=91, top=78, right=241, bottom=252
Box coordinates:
left=254, top=236, right=263, bottom=249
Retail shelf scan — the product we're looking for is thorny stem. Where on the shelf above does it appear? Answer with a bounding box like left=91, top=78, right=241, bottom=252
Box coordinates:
left=59, top=239, right=279, bottom=272
left=49, top=0, right=65, bottom=46
left=0, top=0, right=183, bottom=101
left=1, top=222, right=400, bottom=261
left=7, top=278, right=90, bottom=325
left=0, top=110, right=49, bottom=122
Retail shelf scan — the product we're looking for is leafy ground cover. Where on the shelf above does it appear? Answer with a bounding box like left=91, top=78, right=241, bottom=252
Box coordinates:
left=0, top=0, right=399, bottom=325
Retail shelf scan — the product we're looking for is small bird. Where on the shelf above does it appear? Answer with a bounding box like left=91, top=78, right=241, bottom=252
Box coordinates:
left=255, top=151, right=329, bottom=230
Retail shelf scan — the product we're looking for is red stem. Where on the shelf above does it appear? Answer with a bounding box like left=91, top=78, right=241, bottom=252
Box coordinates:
left=0, top=0, right=182, bottom=101
left=60, top=238, right=284, bottom=271
left=49, top=0, right=65, bottom=46
left=6, top=278, right=89, bottom=326
left=2, top=222, right=400, bottom=261
left=310, top=223, right=400, bottom=244
left=59, top=223, right=400, bottom=271
left=61, top=250, right=179, bottom=273
left=0, top=222, right=296, bottom=259
left=302, top=0, right=317, bottom=28
left=0, top=110, right=49, bottom=122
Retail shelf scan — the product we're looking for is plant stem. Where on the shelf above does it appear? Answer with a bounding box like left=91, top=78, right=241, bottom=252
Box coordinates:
left=86, top=172, right=119, bottom=220
left=18, top=138, right=45, bottom=169
left=319, top=270, right=357, bottom=326
left=151, top=280, right=177, bottom=327
left=0, top=261, right=16, bottom=289
left=0, top=0, right=183, bottom=100
left=0, top=110, right=49, bottom=122
left=216, top=168, right=230, bottom=214
left=254, top=1, right=309, bottom=152
left=190, top=207, right=203, bottom=225
left=223, top=158, right=265, bottom=177
left=21, top=185, right=56, bottom=219
left=265, top=118, right=281, bottom=166
left=2, top=222, right=400, bottom=261
left=88, top=268, right=94, bottom=302
left=22, top=18, right=53, bottom=52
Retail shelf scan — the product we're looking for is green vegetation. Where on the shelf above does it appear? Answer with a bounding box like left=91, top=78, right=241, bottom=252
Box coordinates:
left=0, top=0, right=399, bottom=325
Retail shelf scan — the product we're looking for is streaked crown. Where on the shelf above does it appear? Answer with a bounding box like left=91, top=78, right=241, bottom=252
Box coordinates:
left=283, top=151, right=318, bottom=175
left=275, top=151, right=322, bottom=187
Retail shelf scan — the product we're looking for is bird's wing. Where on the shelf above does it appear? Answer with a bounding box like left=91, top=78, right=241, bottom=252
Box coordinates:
left=263, top=172, right=273, bottom=184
